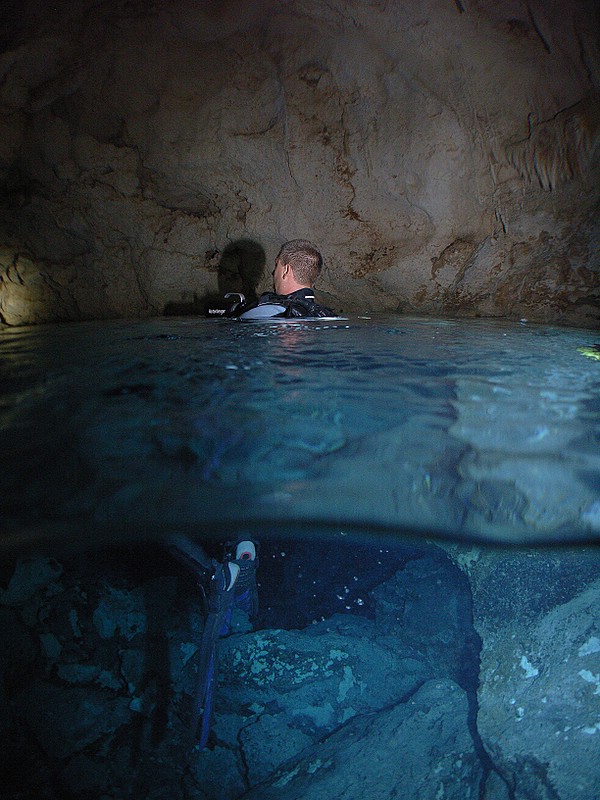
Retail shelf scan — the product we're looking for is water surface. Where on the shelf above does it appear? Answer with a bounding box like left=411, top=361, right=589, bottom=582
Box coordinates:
left=1, top=314, right=598, bottom=551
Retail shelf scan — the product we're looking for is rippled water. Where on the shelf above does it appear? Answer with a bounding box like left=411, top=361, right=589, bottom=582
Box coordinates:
left=1, top=314, right=599, bottom=551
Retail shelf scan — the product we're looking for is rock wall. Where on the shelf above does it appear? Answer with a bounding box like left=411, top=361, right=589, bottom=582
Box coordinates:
left=454, top=545, right=600, bottom=800
left=0, top=0, right=598, bottom=326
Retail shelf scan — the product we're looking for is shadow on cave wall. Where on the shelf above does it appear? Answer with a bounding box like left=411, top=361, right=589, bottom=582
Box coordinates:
left=163, top=239, right=267, bottom=316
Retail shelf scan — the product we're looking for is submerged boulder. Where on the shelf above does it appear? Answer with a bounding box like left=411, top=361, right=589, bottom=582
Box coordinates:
left=240, top=679, right=483, bottom=800
left=15, top=682, right=131, bottom=760
left=214, top=615, right=433, bottom=781
left=454, top=546, right=600, bottom=800
left=371, top=551, right=480, bottom=685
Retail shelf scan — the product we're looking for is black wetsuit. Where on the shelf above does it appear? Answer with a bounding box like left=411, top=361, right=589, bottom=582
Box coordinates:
left=247, top=287, right=334, bottom=318
left=207, top=287, right=335, bottom=319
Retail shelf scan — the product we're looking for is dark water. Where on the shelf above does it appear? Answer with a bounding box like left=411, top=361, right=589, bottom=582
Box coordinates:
left=1, top=314, right=599, bottom=552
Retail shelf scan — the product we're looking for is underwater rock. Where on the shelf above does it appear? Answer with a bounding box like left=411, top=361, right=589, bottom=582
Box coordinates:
left=240, top=679, right=482, bottom=799
left=1, top=546, right=455, bottom=798
left=463, top=548, right=600, bottom=630
left=92, top=583, right=147, bottom=640
left=218, top=619, right=432, bottom=716
left=239, top=713, right=313, bottom=786
left=185, top=742, right=247, bottom=800
left=0, top=556, right=63, bottom=606
left=16, top=682, right=131, bottom=760
left=212, top=615, right=434, bottom=783
left=372, top=551, right=479, bottom=684
left=7, top=541, right=597, bottom=799
left=469, top=551, right=600, bottom=800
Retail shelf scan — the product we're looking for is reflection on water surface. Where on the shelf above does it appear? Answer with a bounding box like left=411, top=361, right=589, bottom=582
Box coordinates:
left=1, top=314, right=598, bottom=549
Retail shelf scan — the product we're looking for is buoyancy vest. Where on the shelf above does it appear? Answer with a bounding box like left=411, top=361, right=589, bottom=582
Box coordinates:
left=239, top=288, right=334, bottom=319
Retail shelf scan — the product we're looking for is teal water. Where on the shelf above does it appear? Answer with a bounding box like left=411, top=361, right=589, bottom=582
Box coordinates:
left=1, top=314, right=599, bottom=551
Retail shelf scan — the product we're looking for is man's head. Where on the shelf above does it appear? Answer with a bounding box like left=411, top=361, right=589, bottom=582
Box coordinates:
left=273, top=239, right=323, bottom=295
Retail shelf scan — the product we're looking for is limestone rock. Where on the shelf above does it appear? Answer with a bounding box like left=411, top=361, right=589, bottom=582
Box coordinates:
left=92, top=583, right=147, bottom=640
left=16, top=682, right=131, bottom=760
left=239, top=713, right=313, bottom=786
left=241, top=679, right=483, bottom=800
left=217, top=619, right=433, bottom=737
left=0, top=0, right=598, bottom=326
left=372, top=552, right=480, bottom=684
left=470, top=550, right=600, bottom=800
left=2, top=541, right=598, bottom=799
left=0, top=556, right=63, bottom=606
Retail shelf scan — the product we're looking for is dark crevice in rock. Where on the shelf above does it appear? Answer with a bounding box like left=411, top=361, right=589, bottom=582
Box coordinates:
left=463, top=626, right=515, bottom=800
left=526, top=2, right=552, bottom=53
left=236, top=718, right=254, bottom=793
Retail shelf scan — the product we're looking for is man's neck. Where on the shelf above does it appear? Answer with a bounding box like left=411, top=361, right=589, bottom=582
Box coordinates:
left=284, top=284, right=312, bottom=296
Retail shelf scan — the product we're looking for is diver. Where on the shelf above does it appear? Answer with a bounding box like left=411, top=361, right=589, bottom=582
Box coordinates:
left=208, top=239, right=335, bottom=319
left=167, top=535, right=259, bottom=748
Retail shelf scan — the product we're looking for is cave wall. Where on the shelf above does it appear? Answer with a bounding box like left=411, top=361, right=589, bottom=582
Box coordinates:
left=0, top=0, right=598, bottom=326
